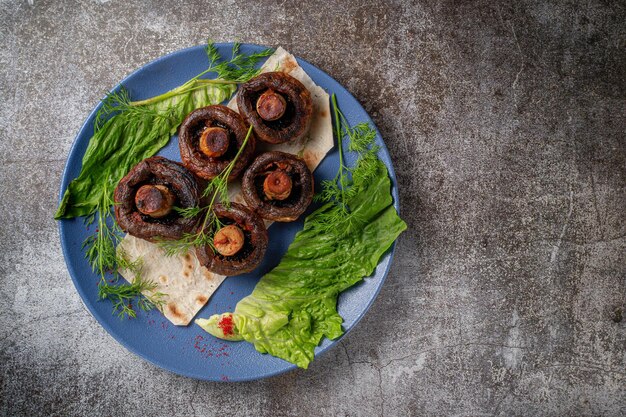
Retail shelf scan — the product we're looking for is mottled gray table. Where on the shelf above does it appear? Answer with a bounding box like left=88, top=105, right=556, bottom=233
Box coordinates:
left=1, top=1, right=624, bottom=416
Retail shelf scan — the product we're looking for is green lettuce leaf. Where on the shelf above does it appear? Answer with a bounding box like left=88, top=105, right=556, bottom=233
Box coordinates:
left=55, top=82, right=236, bottom=219
left=196, top=161, right=406, bottom=368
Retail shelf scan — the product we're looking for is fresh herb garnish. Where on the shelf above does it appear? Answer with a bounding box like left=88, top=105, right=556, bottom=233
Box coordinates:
left=81, top=180, right=119, bottom=280
left=173, top=205, right=203, bottom=219
left=206, top=42, right=274, bottom=82
left=97, top=252, right=166, bottom=319
left=157, top=125, right=254, bottom=257
left=60, top=42, right=272, bottom=318
left=98, top=277, right=164, bottom=319
left=311, top=93, right=381, bottom=233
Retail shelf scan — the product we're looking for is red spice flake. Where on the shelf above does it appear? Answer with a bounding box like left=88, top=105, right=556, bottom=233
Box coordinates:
left=193, top=335, right=205, bottom=350
left=190, top=334, right=232, bottom=360
left=229, top=291, right=234, bottom=295
left=218, top=314, right=235, bottom=337
left=220, top=375, right=229, bottom=381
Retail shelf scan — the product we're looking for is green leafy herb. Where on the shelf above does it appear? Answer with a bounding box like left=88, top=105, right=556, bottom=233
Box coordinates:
left=206, top=42, right=274, bottom=82
left=114, top=249, right=144, bottom=276
left=81, top=180, right=119, bottom=280
left=197, top=98, right=407, bottom=369
left=157, top=125, right=254, bottom=256
left=84, top=242, right=165, bottom=319
left=98, top=276, right=166, bottom=319
left=311, top=93, right=381, bottom=233
left=173, top=205, right=203, bottom=219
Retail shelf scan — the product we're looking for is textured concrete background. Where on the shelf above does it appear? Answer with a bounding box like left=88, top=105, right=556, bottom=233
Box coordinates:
left=1, top=0, right=625, bottom=416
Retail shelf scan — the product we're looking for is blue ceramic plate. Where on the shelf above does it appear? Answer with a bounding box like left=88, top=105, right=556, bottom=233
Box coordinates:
left=59, top=43, right=400, bottom=381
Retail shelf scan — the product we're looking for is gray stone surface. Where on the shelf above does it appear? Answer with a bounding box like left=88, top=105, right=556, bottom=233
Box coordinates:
left=1, top=0, right=625, bottom=415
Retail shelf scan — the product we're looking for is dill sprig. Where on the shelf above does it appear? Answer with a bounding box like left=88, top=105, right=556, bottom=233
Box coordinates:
left=83, top=208, right=164, bottom=319
left=206, top=42, right=274, bottom=82
left=310, top=94, right=382, bottom=233
left=98, top=249, right=165, bottom=319
left=173, top=205, right=203, bottom=218
left=98, top=277, right=166, bottom=319
left=157, top=125, right=254, bottom=256
left=113, top=248, right=144, bottom=275
left=82, top=180, right=120, bottom=279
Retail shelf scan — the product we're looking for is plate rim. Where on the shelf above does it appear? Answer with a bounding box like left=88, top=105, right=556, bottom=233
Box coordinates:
left=58, top=42, right=401, bottom=382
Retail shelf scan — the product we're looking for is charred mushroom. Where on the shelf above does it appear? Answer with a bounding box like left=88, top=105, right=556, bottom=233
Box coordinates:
left=179, top=105, right=255, bottom=180
left=242, top=151, right=314, bottom=222
left=237, top=72, right=313, bottom=144
left=114, top=156, right=201, bottom=241
left=195, top=203, right=268, bottom=276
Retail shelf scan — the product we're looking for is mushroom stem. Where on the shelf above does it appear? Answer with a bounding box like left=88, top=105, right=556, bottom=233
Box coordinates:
left=263, top=170, right=292, bottom=200
left=213, top=225, right=245, bottom=256
left=256, top=89, right=287, bottom=121
left=199, top=127, right=229, bottom=158
left=134, top=184, right=176, bottom=218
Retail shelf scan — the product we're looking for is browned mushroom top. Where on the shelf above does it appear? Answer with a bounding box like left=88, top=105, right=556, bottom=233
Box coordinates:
left=237, top=72, right=313, bottom=144
left=195, top=203, right=268, bottom=276
left=114, top=156, right=201, bottom=242
left=179, top=105, right=256, bottom=180
left=242, top=151, right=314, bottom=222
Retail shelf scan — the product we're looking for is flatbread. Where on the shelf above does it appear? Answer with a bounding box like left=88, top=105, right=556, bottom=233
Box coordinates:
left=118, top=47, right=333, bottom=326
left=118, top=235, right=225, bottom=326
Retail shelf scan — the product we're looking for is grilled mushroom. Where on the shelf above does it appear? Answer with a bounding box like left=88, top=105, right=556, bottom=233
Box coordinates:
left=195, top=203, right=268, bottom=276
left=179, top=105, right=255, bottom=180
left=237, top=72, right=313, bottom=144
left=114, top=156, right=200, bottom=241
left=242, top=151, right=314, bottom=222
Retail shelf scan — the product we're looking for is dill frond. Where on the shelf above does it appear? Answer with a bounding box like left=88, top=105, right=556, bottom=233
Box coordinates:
left=116, top=249, right=143, bottom=275
left=82, top=181, right=120, bottom=279
left=205, top=41, right=274, bottom=83
left=173, top=205, right=203, bottom=219
left=308, top=94, right=382, bottom=234
left=98, top=275, right=166, bottom=319
left=347, top=122, right=377, bottom=153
